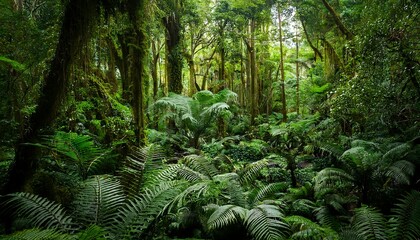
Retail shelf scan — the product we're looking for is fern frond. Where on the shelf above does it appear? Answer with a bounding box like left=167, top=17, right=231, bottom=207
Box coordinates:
left=167, top=180, right=212, bottom=212
left=239, top=159, right=269, bottom=185
left=2, top=192, right=72, bottom=231
left=0, top=228, right=72, bottom=240
left=352, top=206, right=388, bottom=240
left=389, top=190, right=420, bottom=240
left=314, top=168, right=354, bottom=199
left=39, top=131, right=107, bottom=178
left=200, top=102, right=229, bottom=117
left=314, top=206, right=341, bottom=231
left=385, top=160, right=415, bottom=185
left=119, top=145, right=166, bottom=197
left=245, top=204, right=290, bottom=240
left=77, top=224, right=106, bottom=240
left=72, top=175, right=125, bottom=228
left=182, top=154, right=219, bottom=177
left=285, top=215, right=338, bottom=239
left=249, top=182, right=288, bottom=206
left=382, top=143, right=411, bottom=163
left=207, top=204, right=248, bottom=230
left=114, top=180, right=187, bottom=238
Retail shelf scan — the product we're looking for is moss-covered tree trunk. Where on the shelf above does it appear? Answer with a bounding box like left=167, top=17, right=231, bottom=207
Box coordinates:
left=163, top=14, right=183, bottom=94
left=127, top=0, right=147, bottom=145
left=278, top=5, right=287, bottom=122
left=3, top=0, right=99, bottom=194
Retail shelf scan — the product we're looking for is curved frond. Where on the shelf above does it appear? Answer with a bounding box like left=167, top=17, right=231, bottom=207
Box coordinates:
left=314, top=206, right=341, bottom=231
left=389, top=190, right=420, bottom=240
left=114, top=181, right=187, bottom=238
left=352, top=206, right=388, bottom=240
left=182, top=154, right=219, bottom=177
left=245, top=204, right=290, bottom=240
left=382, top=143, right=411, bottom=163
left=120, top=145, right=166, bottom=197
left=249, top=182, right=288, bottom=206
left=0, top=228, right=72, bottom=240
left=285, top=215, right=338, bottom=239
left=38, top=131, right=107, bottom=178
left=385, top=160, right=415, bottom=185
left=239, top=159, right=269, bottom=185
left=77, top=224, right=106, bottom=240
left=207, top=204, right=248, bottom=230
left=200, top=102, right=229, bottom=117
left=72, top=175, right=125, bottom=228
left=2, top=192, right=72, bottom=231
left=314, top=168, right=354, bottom=199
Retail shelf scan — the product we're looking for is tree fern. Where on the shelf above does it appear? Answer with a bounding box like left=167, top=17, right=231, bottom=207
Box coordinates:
left=1, top=192, right=73, bottom=231
left=245, top=204, right=290, bottom=240
left=72, top=175, right=125, bottom=229
left=352, top=206, right=388, bottom=240
left=389, top=191, right=420, bottom=240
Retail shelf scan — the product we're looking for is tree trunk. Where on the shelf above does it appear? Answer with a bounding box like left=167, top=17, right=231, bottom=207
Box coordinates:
left=163, top=15, right=183, bottom=94
left=3, top=0, right=99, bottom=194
left=296, top=24, right=300, bottom=116
left=127, top=0, right=147, bottom=145
left=278, top=5, right=287, bottom=122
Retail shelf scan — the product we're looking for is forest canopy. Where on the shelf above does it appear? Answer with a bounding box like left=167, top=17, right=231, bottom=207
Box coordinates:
left=0, top=0, right=419, bottom=239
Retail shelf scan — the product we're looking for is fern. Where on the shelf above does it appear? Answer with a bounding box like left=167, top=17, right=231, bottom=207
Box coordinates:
left=245, top=204, right=290, bottom=240
left=239, top=159, right=269, bottom=185
left=0, top=228, right=72, bottom=240
left=207, top=204, right=248, bottom=230
left=114, top=180, right=187, bottom=238
left=36, top=131, right=108, bottom=178
left=77, top=224, right=107, bottom=240
left=352, top=206, right=388, bottom=240
left=72, top=175, right=125, bottom=229
left=182, top=154, right=219, bottom=178
left=119, top=145, right=165, bottom=197
left=2, top=192, right=73, bottom=231
left=285, top=215, right=338, bottom=239
left=389, top=191, right=420, bottom=240
left=249, top=182, right=288, bottom=206
left=314, top=168, right=354, bottom=199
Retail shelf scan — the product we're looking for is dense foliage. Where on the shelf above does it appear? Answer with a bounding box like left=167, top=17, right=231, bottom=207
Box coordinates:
left=0, top=0, right=419, bottom=239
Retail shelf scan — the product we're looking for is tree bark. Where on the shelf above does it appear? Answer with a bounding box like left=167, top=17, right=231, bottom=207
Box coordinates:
left=278, top=5, right=287, bottom=122
left=321, top=0, right=353, bottom=40
left=3, top=0, right=99, bottom=194
left=163, top=14, right=183, bottom=94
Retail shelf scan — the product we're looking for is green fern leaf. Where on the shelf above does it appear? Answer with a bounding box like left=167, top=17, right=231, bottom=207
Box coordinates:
left=207, top=204, right=248, bottom=230
left=352, top=206, right=388, bottom=240
left=72, top=175, right=125, bottom=229
left=0, top=228, right=72, bottom=240
left=245, top=204, right=290, bottom=240
left=389, top=191, right=420, bottom=240
left=239, top=159, right=269, bottom=185
left=2, top=192, right=72, bottom=231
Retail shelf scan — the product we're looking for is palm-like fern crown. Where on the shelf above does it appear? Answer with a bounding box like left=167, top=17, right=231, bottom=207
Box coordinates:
left=153, top=90, right=236, bottom=139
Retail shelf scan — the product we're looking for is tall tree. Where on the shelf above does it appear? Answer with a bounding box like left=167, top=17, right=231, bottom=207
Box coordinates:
left=3, top=0, right=100, bottom=193
left=161, top=0, right=184, bottom=94
left=277, top=3, right=287, bottom=122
